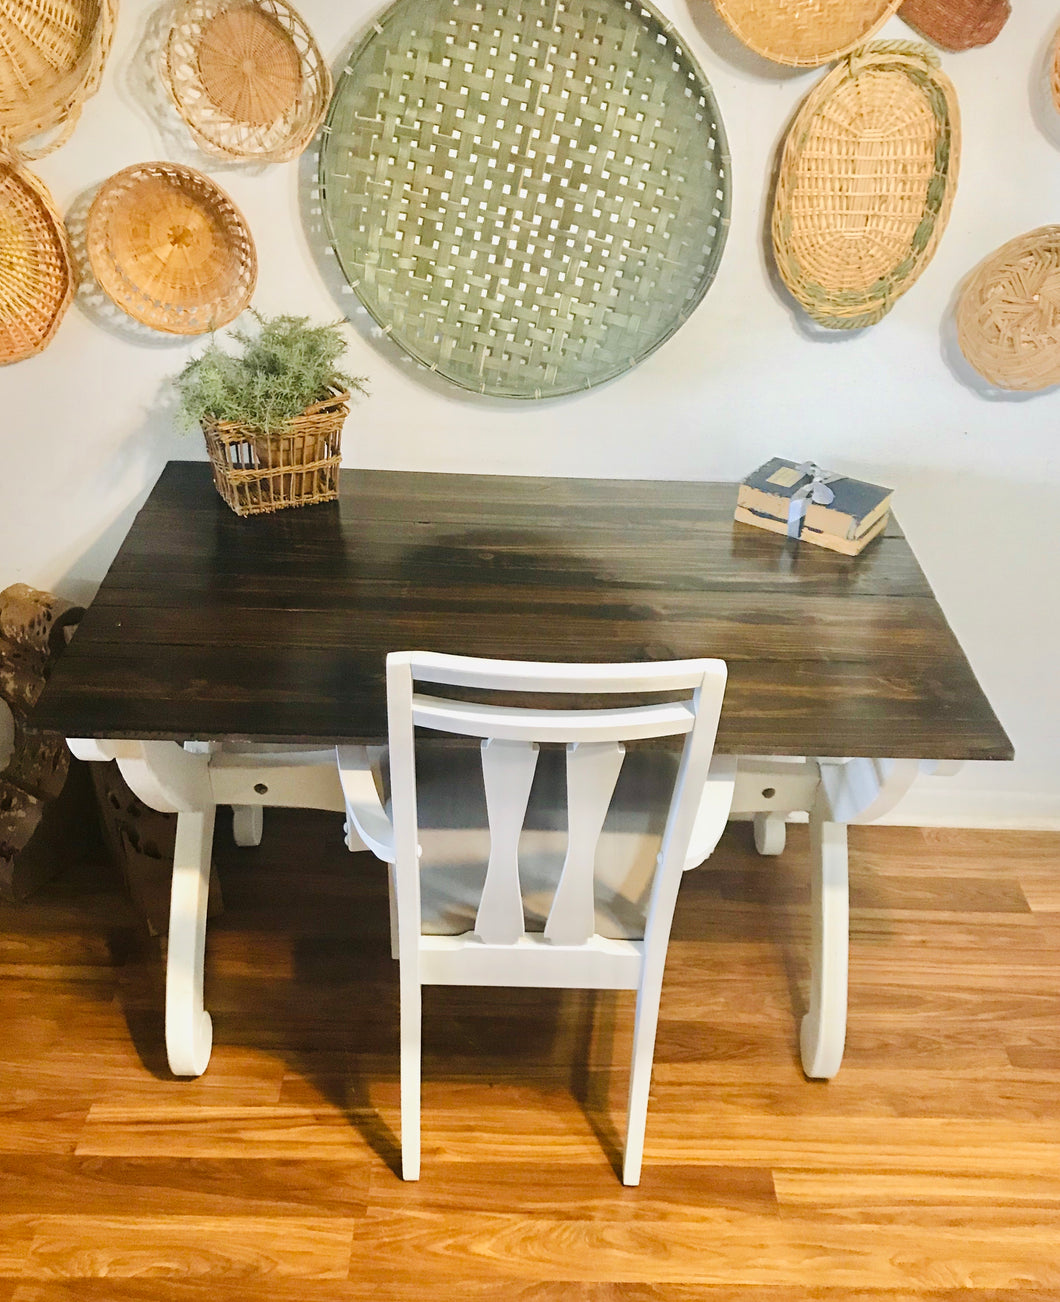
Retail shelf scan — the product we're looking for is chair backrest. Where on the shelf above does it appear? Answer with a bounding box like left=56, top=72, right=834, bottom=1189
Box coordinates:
left=385, top=652, right=727, bottom=969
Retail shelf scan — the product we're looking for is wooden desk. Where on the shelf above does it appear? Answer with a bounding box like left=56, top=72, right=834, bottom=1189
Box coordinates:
left=35, top=462, right=1012, bottom=1078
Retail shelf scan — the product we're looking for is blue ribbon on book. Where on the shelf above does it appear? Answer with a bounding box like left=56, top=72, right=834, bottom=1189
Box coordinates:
left=786, top=462, right=840, bottom=539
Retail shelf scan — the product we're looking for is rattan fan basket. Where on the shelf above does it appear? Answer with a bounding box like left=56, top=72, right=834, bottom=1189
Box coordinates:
left=0, top=159, right=76, bottom=365
left=899, top=0, right=1009, bottom=52
left=712, top=0, right=903, bottom=67
left=0, top=0, right=117, bottom=159
left=956, top=227, right=1060, bottom=391
left=85, top=162, right=257, bottom=334
left=771, top=42, right=959, bottom=330
left=163, top=0, right=332, bottom=162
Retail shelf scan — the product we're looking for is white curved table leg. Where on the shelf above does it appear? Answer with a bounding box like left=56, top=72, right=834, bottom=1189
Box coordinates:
left=799, top=806, right=848, bottom=1080
left=753, top=811, right=786, bottom=855
left=166, top=806, right=216, bottom=1077
left=231, top=804, right=264, bottom=847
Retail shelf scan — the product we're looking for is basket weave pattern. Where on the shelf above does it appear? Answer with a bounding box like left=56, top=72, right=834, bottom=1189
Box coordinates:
left=0, top=160, right=76, bottom=365
left=0, top=0, right=117, bottom=158
left=712, top=0, right=903, bottom=67
left=772, top=43, right=959, bottom=330
left=202, top=390, right=349, bottom=516
left=320, top=0, right=730, bottom=399
left=956, top=227, right=1060, bottom=391
left=898, top=0, right=1009, bottom=53
left=164, top=0, right=332, bottom=162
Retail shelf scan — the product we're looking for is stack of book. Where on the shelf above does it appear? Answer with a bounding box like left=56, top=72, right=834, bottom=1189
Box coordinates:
left=734, top=458, right=893, bottom=556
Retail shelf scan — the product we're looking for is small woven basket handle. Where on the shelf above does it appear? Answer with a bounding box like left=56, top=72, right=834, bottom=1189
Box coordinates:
left=846, top=39, right=940, bottom=77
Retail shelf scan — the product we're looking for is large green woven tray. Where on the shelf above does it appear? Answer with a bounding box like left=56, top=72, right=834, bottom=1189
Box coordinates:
left=319, top=0, right=731, bottom=399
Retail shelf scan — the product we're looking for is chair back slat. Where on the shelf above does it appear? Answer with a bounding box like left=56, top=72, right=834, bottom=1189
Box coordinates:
left=475, top=738, right=539, bottom=944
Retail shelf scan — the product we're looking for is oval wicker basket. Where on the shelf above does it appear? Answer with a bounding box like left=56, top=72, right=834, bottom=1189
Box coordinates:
left=0, top=0, right=117, bottom=159
left=0, top=160, right=76, bottom=366
left=85, top=162, right=257, bottom=335
left=321, top=0, right=731, bottom=400
left=1051, top=26, right=1060, bottom=115
left=956, top=227, right=1060, bottom=391
left=771, top=42, right=960, bottom=331
left=712, top=0, right=903, bottom=67
left=898, top=0, right=1009, bottom=52
left=163, top=0, right=332, bottom=162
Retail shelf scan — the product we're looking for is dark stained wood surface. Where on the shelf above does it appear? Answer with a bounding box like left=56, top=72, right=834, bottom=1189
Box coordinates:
left=34, top=462, right=1012, bottom=759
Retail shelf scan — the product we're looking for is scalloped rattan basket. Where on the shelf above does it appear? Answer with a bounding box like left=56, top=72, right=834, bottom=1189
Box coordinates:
left=899, top=0, right=1009, bottom=52
left=0, top=0, right=117, bottom=159
left=771, top=42, right=959, bottom=330
left=163, top=0, right=332, bottom=162
left=712, top=0, right=903, bottom=67
left=956, top=226, right=1060, bottom=391
left=85, top=161, right=257, bottom=335
left=0, top=160, right=76, bottom=365
left=320, top=0, right=731, bottom=400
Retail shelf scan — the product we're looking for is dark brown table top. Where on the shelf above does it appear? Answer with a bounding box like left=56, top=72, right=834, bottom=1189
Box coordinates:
left=34, top=461, right=1012, bottom=760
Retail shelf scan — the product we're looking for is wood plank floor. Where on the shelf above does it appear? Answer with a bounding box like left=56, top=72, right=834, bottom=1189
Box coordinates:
left=1, top=809, right=1059, bottom=1298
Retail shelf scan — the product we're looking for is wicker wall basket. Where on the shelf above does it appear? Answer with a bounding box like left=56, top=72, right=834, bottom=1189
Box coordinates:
left=320, top=0, right=731, bottom=400
left=1052, top=26, right=1060, bottom=115
left=0, top=0, right=117, bottom=159
left=956, top=227, right=1060, bottom=391
left=163, top=0, right=331, bottom=162
left=202, top=389, right=349, bottom=516
left=899, top=0, right=1009, bottom=52
left=0, top=160, right=76, bottom=365
left=85, top=161, right=257, bottom=334
left=771, top=42, right=960, bottom=331
left=711, top=0, right=903, bottom=67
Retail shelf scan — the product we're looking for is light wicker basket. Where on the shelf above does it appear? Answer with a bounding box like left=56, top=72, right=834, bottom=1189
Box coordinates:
left=85, top=161, right=257, bottom=334
left=956, top=227, right=1060, bottom=391
left=163, top=0, right=332, bottom=162
left=1052, top=26, right=1060, bottom=115
left=202, top=388, right=349, bottom=516
left=320, top=0, right=731, bottom=400
left=0, top=159, right=76, bottom=365
left=771, top=42, right=959, bottom=331
left=712, top=0, right=903, bottom=67
left=899, top=0, right=1009, bottom=52
left=0, top=0, right=117, bottom=159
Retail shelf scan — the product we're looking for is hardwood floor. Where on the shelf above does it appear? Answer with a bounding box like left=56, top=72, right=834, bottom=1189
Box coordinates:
left=2, top=810, right=1059, bottom=1297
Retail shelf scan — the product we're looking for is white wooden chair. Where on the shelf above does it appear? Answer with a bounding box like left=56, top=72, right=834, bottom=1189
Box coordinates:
left=337, top=651, right=733, bottom=1185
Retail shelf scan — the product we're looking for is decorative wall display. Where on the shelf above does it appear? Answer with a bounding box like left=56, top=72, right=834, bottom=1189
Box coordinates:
left=771, top=43, right=959, bottom=330
left=898, top=0, right=1010, bottom=52
left=0, top=0, right=117, bottom=159
left=85, top=161, right=257, bottom=334
left=711, top=0, right=903, bottom=67
left=320, top=0, right=731, bottom=399
left=0, top=160, right=76, bottom=365
left=956, top=226, right=1060, bottom=390
left=162, top=0, right=331, bottom=163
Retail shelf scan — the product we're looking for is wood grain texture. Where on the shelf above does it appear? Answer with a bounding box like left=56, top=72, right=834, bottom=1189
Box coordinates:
left=33, top=463, right=1011, bottom=760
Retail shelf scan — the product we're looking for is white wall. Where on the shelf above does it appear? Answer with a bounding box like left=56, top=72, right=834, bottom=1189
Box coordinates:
left=3, top=0, right=1059, bottom=827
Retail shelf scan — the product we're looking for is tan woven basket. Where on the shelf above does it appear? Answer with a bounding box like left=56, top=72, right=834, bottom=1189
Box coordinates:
left=712, top=0, right=903, bottom=67
left=85, top=161, right=257, bottom=334
left=899, top=0, right=1009, bottom=52
left=163, top=0, right=331, bottom=162
left=772, top=42, right=959, bottom=330
left=1051, top=26, right=1060, bottom=115
left=0, top=159, right=76, bottom=365
left=202, top=389, right=349, bottom=516
left=0, top=0, right=117, bottom=159
left=956, top=227, right=1060, bottom=391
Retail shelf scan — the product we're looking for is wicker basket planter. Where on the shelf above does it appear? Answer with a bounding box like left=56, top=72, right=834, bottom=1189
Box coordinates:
left=202, top=389, right=350, bottom=516
left=771, top=42, right=960, bottom=330
left=956, top=227, right=1060, bottom=391
left=712, top=0, right=903, bottom=67
left=898, top=0, right=1009, bottom=52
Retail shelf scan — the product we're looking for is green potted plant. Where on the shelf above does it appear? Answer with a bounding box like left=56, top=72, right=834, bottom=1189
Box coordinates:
left=173, top=312, right=368, bottom=517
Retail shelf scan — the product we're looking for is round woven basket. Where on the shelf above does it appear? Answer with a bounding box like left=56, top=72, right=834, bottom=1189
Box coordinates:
left=898, top=0, right=1009, bottom=52
left=85, top=162, right=257, bottom=335
left=771, top=42, right=960, bottom=330
left=163, top=0, right=332, bottom=162
left=712, top=0, right=903, bottom=67
left=956, top=227, right=1060, bottom=391
left=0, top=160, right=76, bottom=365
left=1051, top=26, right=1060, bottom=115
left=0, top=0, right=117, bottom=159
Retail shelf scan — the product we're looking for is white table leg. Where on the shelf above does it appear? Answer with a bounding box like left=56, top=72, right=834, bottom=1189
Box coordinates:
left=165, top=806, right=217, bottom=1077
left=231, top=804, right=264, bottom=846
left=799, top=804, right=848, bottom=1080
left=753, top=811, right=787, bottom=855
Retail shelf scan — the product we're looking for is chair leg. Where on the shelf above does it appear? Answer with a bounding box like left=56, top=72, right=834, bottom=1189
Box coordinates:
left=622, top=976, right=663, bottom=1186
left=165, top=806, right=217, bottom=1077
left=799, top=805, right=848, bottom=1080
left=231, top=804, right=264, bottom=847
left=400, top=964, right=422, bottom=1180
